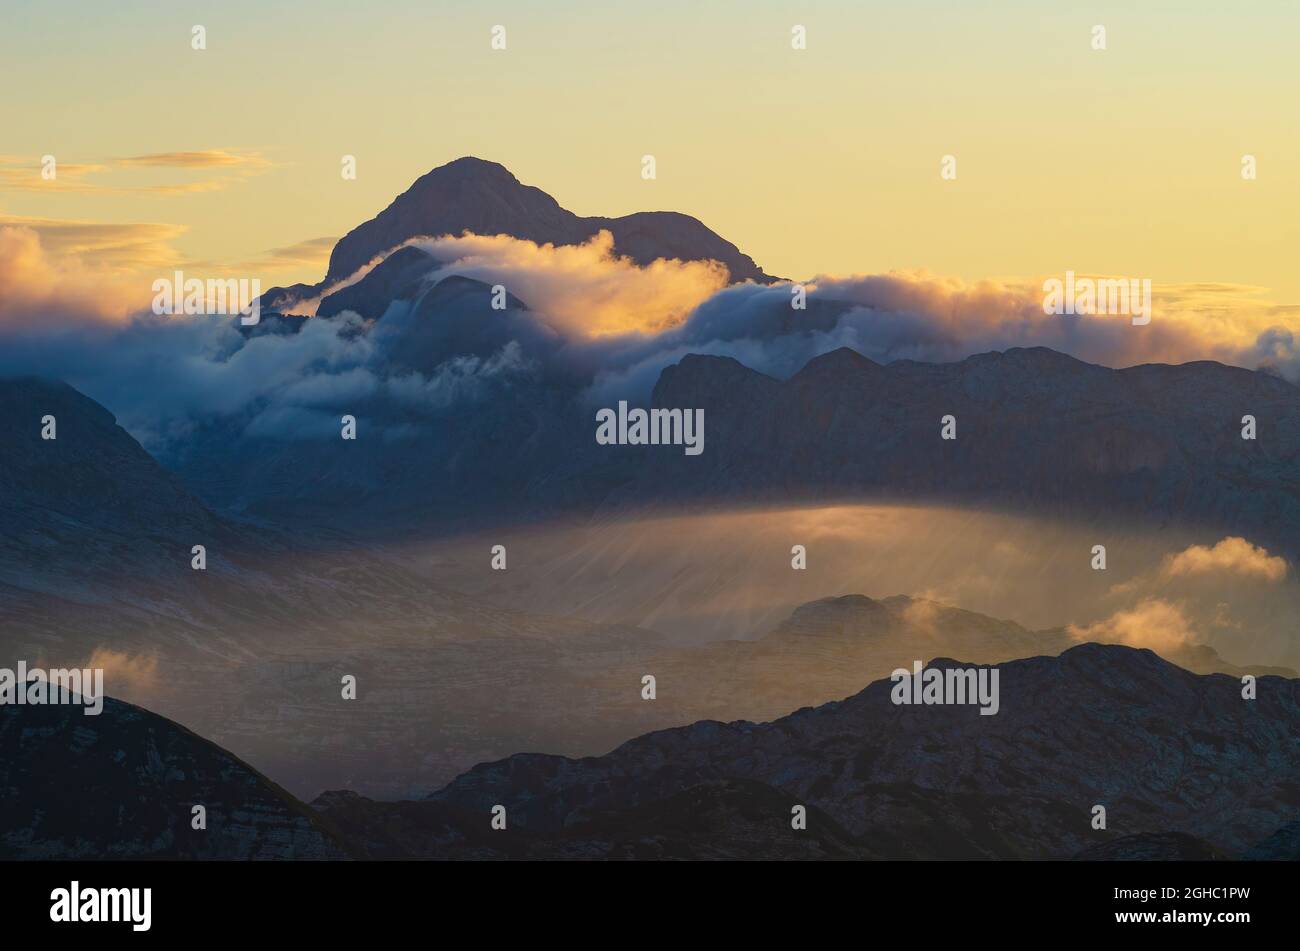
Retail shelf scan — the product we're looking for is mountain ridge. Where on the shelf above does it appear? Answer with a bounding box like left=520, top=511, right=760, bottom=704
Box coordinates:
left=306, top=642, right=1300, bottom=859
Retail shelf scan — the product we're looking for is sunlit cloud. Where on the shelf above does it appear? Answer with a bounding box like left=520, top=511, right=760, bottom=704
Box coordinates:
left=0, top=215, right=186, bottom=274
left=0, top=224, right=171, bottom=326
left=83, top=648, right=161, bottom=694
left=409, top=229, right=731, bottom=337
left=1088, top=537, right=1294, bottom=664
left=0, top=150, right=274, bottom=195
left=1068, top=598, right=1198, bottom=652
left=1162, top=537, right=1288, bottom=583
left=796, top=271, right=1300, bottom=379
left=112, top=150, right=270, bottom=170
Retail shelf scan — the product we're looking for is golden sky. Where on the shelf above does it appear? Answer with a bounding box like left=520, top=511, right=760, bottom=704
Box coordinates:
left=2, top=0, right=1298, bottom=306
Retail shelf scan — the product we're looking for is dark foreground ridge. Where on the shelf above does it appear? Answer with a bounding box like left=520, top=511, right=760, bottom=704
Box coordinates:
left=306, top=642, right=1296, bottom=860
left=5, top=643, right=1296, bottom=860
left=0, top=694, right=354, bottom=859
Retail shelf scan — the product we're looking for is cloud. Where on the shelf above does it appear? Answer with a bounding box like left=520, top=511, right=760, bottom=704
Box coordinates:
left=0, top=228, right=536, bottom=448
left=0, top=162, right=108, bottom=192
left=1162, top=537, right=1288, bottom=583
left=409, top=230, right=730, bottom=337
left=0, top=151, right=273, bottom=195
left=4, top=219, right=1300, bottom=457
left=0, top=216, right=187, bottom=274
left=1086, top=537, right=1294, bottom=666
left=0, top=225, right=153, bottom=326
left=899, top=597, right=944, bottom=637
left=0, top=224, right=336, bottom=335
left=207, top=236, right=338, bottom=276
left=386, top=340, right=533, bottom=409
left=570, top=268, right=1300, bottom=405
left=1068, top=598, right=1198, bottom=652
left=84, top=648, right=161, bottom=694
left=112, top=150, right=269, bottom=170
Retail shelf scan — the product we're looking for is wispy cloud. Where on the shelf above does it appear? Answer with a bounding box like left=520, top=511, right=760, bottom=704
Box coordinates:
left=0, top=150, right=274, bottom=195
left=112, top=150, right=270, bottom=170
left=218, top=236, right=337, bottom=274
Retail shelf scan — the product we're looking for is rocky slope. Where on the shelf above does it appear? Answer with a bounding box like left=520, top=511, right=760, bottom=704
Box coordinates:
left=0, top=694, right=353, bottom=859
left=0, top=377, right=669, bottom=799
left=368, top=644, right=1299, bottom=859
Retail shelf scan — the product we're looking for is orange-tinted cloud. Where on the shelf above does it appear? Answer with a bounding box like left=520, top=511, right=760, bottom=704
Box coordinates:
left=803, top=270, right=1299, bottom=377
left=409, top=230, right=730, bottom=337
left=84, top=648, right=161, bottom=694
left=0, top=150, right=272, bottom=195
left=1067, top=598, right=1198, bottom=652
left=0, top=215, right=187, bottom=272
left=0, top=225, right=158, bottom=325
left=1162, top=537, right=1288, bottom=583
left=112, top=150, right=270, bottom=170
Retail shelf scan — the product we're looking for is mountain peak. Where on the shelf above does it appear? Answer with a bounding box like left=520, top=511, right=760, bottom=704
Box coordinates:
left=434, top=155, right=517, bottom=176
left=792, top=347, right=880, bottom=381
left=960, top=346, right=1094, bottom=372
left=405, top=156, right=529, bottom=193
left=319, top=157, right=773, bottom=287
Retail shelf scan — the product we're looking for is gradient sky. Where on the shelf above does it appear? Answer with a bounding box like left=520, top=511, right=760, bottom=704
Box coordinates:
left=2, top=0, right=1298, bottom=300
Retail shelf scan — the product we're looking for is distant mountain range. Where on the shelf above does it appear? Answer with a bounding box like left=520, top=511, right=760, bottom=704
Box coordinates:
left=75, top=158, right=1283, bottom=550
left=1, top=375, right=1291, bottom=803
left=637, top=346, right=1300, bottom=559
left=4, top=157, right=1298, bottom=861
left=597, top=593, right=1295, bottom=728
left=160, top=338, right=1300, bottom=556
left=369, top=643, right=1300, bottom=859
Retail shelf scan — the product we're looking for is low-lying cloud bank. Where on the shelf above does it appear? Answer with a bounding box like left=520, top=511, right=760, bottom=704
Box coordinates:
left=1, top=226, right=1297, bottom=450
left=585, top=272, right=1298, bottom=403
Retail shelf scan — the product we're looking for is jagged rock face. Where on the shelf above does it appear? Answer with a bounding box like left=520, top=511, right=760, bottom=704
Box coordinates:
left=646, top=347, right=1300, bottom=560
left=410, top=644, right=1299, bottom=859
left=320, top=157, right=772, bottom=287
left=0, top=696, right=353, bottom=859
